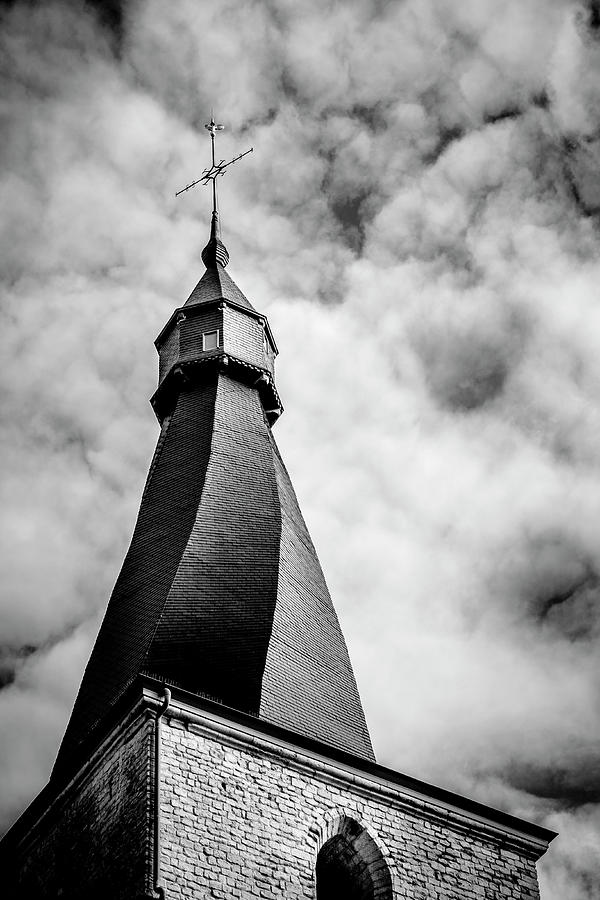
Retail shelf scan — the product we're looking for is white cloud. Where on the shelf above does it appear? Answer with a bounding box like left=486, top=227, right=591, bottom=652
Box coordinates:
left=2, top=0, right=600, bottom=895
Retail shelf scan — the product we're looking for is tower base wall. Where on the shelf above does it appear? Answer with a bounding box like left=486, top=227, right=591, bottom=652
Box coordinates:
left=4, top=704, right=156, bottom=900
left=2, top=685, right=552, bottom=900
left=159, top=693, right=548, bottom=900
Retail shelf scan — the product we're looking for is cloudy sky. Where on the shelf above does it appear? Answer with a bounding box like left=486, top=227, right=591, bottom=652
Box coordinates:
left=2, top=0, right=600, bottom=895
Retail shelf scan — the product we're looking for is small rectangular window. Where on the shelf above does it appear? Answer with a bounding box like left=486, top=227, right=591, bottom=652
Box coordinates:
left=202, top=330, right=219, bottom=351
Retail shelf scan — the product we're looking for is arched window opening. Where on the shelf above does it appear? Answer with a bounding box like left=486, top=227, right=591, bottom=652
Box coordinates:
left=316, top=818, right=392, bottom=900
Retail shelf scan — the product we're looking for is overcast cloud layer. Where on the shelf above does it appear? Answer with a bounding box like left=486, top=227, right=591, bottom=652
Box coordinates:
left=2, top=0, right=600, bottom=896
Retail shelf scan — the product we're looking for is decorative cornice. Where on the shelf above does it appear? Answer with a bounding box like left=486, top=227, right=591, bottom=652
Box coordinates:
left=138, top=680, right=556, bottom=860
left=150, top=352, right=283, bottom=425
left=1, top=680, right=556, bottom=867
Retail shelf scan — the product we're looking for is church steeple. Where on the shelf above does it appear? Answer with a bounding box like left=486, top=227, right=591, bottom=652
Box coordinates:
left=52, top=131, right=374, bottom=776
left=2, top=122, right=556, bottom=900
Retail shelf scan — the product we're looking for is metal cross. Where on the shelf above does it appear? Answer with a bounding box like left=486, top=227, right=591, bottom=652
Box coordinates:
left=175, top=115, right=253, bottom=215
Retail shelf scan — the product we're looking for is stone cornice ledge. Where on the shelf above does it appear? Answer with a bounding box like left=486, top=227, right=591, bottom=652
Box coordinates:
left=147, top=684, right=555, bottom=862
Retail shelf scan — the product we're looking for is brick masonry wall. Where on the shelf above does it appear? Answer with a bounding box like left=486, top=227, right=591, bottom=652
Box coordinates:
left=8, top=711, right=155, bottom=900
left=160, top=712, right=544, bottom=900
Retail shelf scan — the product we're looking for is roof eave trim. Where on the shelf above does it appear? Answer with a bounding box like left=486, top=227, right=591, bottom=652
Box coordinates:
left=139, top=678, right=557, bottom=854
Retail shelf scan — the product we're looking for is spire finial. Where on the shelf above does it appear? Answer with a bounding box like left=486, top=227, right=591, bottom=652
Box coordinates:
left=205, top=112, right=225, bottom=219
left=175, top=113, right=253, bottom=269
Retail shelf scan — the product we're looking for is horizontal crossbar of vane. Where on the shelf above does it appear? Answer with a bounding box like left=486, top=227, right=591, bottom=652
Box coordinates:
left=175, top=147, right=254, bottom=197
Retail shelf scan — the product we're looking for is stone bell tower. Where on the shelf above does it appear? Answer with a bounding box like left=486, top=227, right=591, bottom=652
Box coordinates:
left=0, top=126, right=555, bottom=899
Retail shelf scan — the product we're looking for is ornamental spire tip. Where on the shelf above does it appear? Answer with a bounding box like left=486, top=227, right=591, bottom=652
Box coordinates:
left=175, top=112, right=253, bottom=270
left=202, top=210, right=230, bottom=268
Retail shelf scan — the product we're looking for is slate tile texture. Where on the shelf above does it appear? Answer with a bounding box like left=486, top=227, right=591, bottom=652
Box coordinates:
left=54, top=260, right=374, bottom=777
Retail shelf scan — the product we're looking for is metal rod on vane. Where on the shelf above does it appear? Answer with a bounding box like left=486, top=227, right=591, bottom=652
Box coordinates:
left=175, top=115, right=253, bottom=211
left=205, top=114, right=223, bottom=214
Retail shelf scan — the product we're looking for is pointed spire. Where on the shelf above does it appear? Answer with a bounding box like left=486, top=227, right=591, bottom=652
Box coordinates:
left=201, top=209, right=230, bottom=268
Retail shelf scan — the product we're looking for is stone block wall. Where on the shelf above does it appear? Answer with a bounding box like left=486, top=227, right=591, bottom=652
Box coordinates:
left=159, top=707, right=546, bottom=900
left=3, top=691, right=551, bottom=900
left=6, top=709, right=155, bottom=900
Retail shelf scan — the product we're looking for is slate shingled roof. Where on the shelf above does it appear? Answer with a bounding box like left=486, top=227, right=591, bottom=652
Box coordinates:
left=184, top=264, right=256, bottom=311
left=53, top=257, right=374, bottom=776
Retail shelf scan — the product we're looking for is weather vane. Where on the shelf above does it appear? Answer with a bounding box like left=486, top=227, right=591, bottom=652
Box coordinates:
left=175, top=114, right=253, bottom=217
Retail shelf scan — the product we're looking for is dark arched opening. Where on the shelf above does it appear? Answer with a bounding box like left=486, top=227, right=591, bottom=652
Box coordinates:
left=316, top=818, right=393, bottom=900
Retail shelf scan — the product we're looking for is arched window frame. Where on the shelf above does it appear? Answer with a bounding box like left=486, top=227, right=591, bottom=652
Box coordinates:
left=308, top=810, right=396, bottom=900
